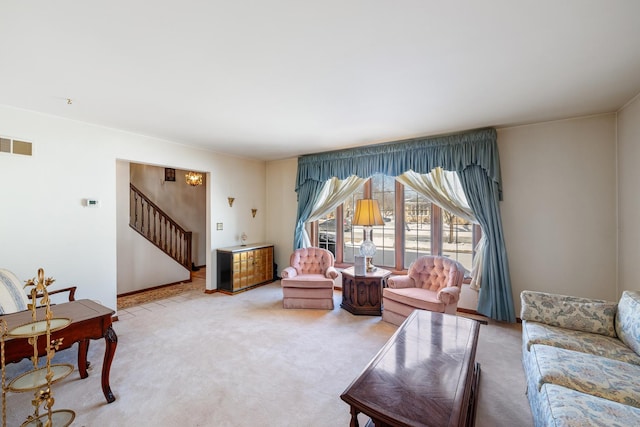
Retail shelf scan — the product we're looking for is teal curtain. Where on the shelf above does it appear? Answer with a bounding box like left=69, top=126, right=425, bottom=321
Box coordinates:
left=293, top=179, right=324, bottom=250
left=294, top=127, right=515, bottom=322
left=296, top=128, right=502, bottom=195
left=458, top=165, right=515, bottom=322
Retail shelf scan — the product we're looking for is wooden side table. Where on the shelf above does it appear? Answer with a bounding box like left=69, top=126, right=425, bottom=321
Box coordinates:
left=341, top=266, right=391, bottom=316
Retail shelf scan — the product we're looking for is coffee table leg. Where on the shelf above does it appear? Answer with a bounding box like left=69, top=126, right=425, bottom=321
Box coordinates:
left=78, top=339, right=90, bottom=379
left=102, top=325, right=118, bottom=403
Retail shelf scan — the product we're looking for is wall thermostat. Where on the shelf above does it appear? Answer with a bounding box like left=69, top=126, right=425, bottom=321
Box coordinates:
left=84, top=199, right=100, bottom=208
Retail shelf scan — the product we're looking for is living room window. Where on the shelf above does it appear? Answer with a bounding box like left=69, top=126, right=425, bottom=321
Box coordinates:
left=313, top=174, right=479, bottom=273
left=404, top=185, right=434, bottom=268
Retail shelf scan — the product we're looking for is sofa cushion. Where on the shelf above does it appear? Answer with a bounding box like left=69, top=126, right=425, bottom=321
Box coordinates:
left=616, top=291, right=640, bottom=357
left=537, top=384, right=640, bottom=427
left=521, top=291, right=617, bottom=337
left=382, top=287, right=445, bottom=313
left=529, top=344, right=640, bottom=408
left=523, top=321, right=640, bottom=365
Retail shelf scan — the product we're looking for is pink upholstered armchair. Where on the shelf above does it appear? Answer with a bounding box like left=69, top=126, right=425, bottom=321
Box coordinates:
left=281, top=247, right=338, bottom=309
left=382, top=255, right=466, bottom=326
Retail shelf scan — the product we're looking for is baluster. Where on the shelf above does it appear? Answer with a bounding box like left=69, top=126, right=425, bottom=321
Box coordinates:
left=153, top=210, right=157, bottom=243
left=161, top=217, right=165, bottom=251
left=171, top=223, right=175, bottom=257
left=141, top=200, right=146, bottom=233
left=133, top=191, right=139, bottom=229
left=146, top=203, right=151, bottom=237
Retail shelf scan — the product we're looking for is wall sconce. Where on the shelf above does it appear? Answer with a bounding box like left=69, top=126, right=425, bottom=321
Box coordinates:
left=251, top=208, right=257, bottom=218
left=228, top=197, right=235, bottom=207
left=185, top=171, right=203, bottom=186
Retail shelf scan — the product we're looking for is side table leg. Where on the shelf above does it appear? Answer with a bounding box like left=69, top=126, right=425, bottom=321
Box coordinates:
left=102, top=325, right=118, bottom=403
left=78, top=339, right=90, bottom=379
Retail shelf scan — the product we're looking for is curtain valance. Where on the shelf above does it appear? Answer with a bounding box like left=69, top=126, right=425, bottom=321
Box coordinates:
left=296, top=128, right=501, bottom=197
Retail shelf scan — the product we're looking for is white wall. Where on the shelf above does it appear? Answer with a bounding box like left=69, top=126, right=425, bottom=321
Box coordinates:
left=265, top=158, right=298, bottom=275
left=0, top=105, right=267, bottom=312
left=498, top=114, right=618, bottom=314
left=617, top=94, right=640, bottom=294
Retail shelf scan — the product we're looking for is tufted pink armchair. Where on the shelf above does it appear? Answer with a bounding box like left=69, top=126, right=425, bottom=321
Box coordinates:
left=281, top=247, right=338, bottom=309
left=382, top=255, right=466, bottom=326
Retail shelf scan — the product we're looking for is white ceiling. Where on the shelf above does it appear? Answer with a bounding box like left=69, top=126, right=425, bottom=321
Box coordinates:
left=1, top=1, right=639, bottom=161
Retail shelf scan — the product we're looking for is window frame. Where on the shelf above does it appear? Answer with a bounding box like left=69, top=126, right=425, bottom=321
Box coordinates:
left=312, top=176, right=481, bottom=274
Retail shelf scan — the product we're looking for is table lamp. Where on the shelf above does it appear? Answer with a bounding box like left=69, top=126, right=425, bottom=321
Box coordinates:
left=352, top=199, right=384, bottom=272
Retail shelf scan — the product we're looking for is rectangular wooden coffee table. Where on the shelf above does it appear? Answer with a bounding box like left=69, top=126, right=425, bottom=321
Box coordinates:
left=1, top=299, right=118, bottom=403
left=341, top=310, right=481, bottom=426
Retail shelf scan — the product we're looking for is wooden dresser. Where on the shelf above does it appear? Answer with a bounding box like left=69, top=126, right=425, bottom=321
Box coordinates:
left=216, top=243, right=275, bottom=294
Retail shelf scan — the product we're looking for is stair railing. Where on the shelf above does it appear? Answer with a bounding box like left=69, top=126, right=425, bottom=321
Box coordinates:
left=129, top=183, right=192, bottom=271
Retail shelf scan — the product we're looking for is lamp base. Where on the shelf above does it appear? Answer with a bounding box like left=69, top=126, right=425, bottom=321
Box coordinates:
left=366, top=257, right=377, bottom=272
left=360, top=229, right=378, bottom=273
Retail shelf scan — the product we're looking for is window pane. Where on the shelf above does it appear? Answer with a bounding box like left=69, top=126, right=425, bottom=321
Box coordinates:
left=441, top=211, right=473, bottom=270
left=343, top=186, right=364, bottom=263
left=370, top=174, right=395, bottom=268
left=318, top=212, right=337, bottom=257
left=404, top=187, right=432, bottom=269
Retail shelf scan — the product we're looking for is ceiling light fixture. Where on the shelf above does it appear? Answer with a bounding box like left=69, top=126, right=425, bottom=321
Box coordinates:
left=185, top=171, right=203, bottom=186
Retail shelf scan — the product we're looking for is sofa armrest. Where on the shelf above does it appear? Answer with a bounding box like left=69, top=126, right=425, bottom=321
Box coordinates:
left=387, top=275, right=415, bottom=289
left=437, top=286, right=460, bottom=305
left=325, top=267, right=339, bottom=280
left=281, top=267, right=298, bottom=279
left=520, top=290, right=617, bottom=337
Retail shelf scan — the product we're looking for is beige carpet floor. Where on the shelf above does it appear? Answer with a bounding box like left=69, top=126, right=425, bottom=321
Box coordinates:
left=3, top=281, right=532, bottom=426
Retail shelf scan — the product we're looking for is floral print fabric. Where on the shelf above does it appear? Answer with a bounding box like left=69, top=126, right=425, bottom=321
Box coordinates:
left=521, top=290, right=640, bottom=426
left=616, top=291, right=640, bottom=357
left=537, top=384, right=640, bottom=427
left=523, top=321, right=640, bottom=365
left=529, top=344, right=640, bottom=407
left=521, top=291, right=617, bottom=337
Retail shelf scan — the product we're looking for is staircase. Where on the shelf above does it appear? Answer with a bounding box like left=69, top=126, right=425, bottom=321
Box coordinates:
left=129, top=183, right=192, bottom=271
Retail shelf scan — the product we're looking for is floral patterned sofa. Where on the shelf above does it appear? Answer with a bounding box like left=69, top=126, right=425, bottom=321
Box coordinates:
left=520, top=290, right=640, bottom=427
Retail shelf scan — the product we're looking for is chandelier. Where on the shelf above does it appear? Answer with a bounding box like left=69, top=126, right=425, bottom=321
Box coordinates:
left=185, top=171, right=203, bottom=186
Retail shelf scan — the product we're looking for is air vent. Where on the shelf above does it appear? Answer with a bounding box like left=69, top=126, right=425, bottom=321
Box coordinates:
left=0, top=138, right=10, bottom=153
left=0, top=136, right=33, bottom=156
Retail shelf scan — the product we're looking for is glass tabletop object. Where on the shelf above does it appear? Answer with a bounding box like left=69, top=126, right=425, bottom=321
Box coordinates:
left=7, top=318, right=72, bottom=338
left=21, top=409, right=75, bottom=427
left=8, top=364, right=74, bottom=392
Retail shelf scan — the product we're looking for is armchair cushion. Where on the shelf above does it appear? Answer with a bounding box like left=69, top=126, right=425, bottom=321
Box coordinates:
left=383, top=287, right=444, bottom=313
left=288, top=247, right=335, bottom=275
